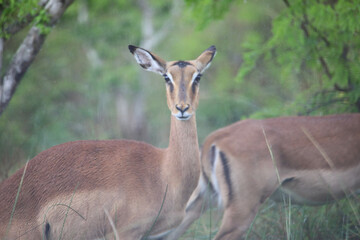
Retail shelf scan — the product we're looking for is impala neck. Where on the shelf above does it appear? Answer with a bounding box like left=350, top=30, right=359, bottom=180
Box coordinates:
left=165, top=115, right=200, bottom=191
left=168, top=115, right=199, bottom=155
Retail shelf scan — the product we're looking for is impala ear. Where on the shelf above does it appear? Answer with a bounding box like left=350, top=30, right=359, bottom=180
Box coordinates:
left=128, top=45, right=167, bottom=75
left=194, top=45, right=216, bottom=73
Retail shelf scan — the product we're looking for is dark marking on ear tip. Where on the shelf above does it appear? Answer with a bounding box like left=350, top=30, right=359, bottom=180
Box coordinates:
left=202, top=45, right=216, bottom=63
left=128, top=45, right=137, bottom=54
left=207, top=45, right=216, bottom=52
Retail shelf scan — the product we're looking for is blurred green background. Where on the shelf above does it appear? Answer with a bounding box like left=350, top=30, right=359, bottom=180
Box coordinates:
left=0, top=0, right=359, bottom=238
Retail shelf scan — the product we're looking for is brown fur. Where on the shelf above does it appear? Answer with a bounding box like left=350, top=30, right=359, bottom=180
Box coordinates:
left=166, top=113, right=360, bottom=240
left=0, top=45, right=216, bottom=240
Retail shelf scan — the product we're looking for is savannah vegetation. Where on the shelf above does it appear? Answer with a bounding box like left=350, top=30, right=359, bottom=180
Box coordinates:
left=0, top=0, right=359, bottom=239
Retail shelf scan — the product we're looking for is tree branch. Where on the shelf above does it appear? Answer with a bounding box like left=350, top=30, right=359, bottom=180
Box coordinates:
left=301, top=97, right=348, bottom=115
left=283, top=0, right=333, bottom=80
left=307, top=23, right=331, bottom=47
left=0, top=38, right=3, bottom=75
left=282, top=0, right=290, bottom=8
left=318, top=55, right=332, bottom=79
left=138, top=0, right=181, bottom=49
left=2, top=0, right=50, bottom=37
left=334, top=44, right=353, bottom=92
left=5, top=14, right=37, bottom=36
left=0, top=0, right=75, bottom=116
left=148, top=0, right=181, bottom=48
left=299, top=4, right=333, bottom=80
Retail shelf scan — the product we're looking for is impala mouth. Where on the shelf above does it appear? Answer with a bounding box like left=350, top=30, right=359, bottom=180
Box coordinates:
left=178, top=115, right=191, bottom=120
left=173, top=112, right=192, bottom=121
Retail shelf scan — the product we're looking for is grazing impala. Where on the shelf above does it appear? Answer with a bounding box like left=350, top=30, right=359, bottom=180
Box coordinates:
left=0, top=45, right=216, bottom=239
left=166, top=114, right=360, bottom=240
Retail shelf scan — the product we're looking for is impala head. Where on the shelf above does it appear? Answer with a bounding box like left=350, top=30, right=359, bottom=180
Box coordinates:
left=129, top=45, right=216, bottom=120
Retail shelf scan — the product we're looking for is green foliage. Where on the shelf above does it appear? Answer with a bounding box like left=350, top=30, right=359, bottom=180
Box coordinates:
left=33, top=8, right=51, bottom=34
left=186, top=0, right=360, bottom=116
left=239, top=0, right=360, bottom=116
left=184, top=0, right=234, bottom=28
left=0, top=0, right=50, bottom=38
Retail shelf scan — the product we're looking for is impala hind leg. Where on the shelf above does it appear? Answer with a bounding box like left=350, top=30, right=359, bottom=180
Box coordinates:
left=213, top=200, right=261, bottom=240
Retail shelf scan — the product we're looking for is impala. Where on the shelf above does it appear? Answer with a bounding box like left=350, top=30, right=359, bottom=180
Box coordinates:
left=0, top=45, right=216, bottom=239
left=166, top=113, right=360, bottom=240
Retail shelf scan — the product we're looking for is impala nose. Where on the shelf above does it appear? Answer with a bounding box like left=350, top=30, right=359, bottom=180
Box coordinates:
left=176, top=104, right=190, bottom=114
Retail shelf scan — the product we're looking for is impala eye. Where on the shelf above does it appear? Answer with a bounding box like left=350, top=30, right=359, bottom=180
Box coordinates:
left=163, top=74, right=171, bottom=83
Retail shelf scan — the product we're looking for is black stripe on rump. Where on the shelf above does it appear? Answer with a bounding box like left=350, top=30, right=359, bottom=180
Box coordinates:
left=210, top=145, right=216, bottom=168
left=44, top=222, right=51, bottom=240
left=219, top=151, right=233, bottom=203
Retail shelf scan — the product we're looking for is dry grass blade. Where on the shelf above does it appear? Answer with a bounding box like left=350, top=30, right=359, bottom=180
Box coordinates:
left=59, top=182, right=79, bottom=240
left=142, top=184, right=168, bottom=240
left=5, top=159, right=29, bottom=239
left=302, top=127, right=360, bottom=227
left=262, top=126, right=292, bottom=240
left=104, top=208, right=120, bottom=240
left=301, top=127, right=335, bottom=169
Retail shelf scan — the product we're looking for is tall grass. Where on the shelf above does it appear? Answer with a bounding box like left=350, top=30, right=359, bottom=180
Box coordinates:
left=142, top=185, right=168, bottom=240
left=59, top=182, right=79, bottom=240
left=179, top=199, right=360, bottom=240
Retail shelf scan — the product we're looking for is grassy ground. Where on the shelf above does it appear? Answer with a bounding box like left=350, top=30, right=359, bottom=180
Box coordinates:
left=179, top=198, right=360, bottom=240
